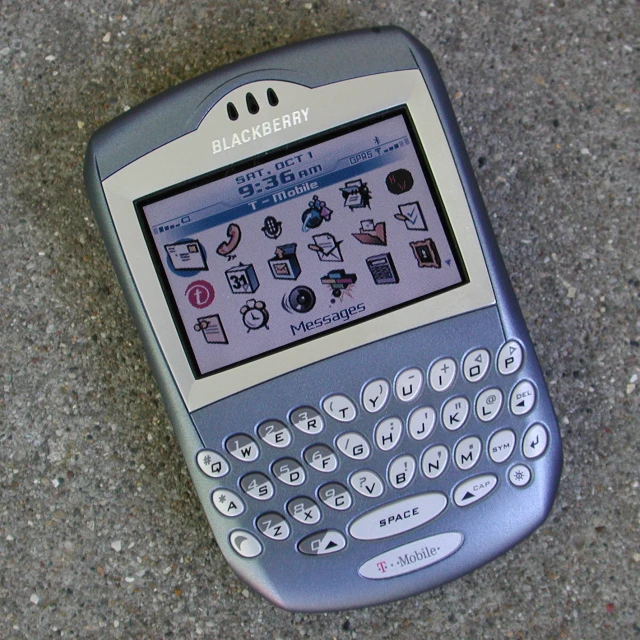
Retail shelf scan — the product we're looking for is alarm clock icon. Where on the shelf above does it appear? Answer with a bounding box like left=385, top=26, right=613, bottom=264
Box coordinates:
left=240, top=299, right=269, bottom=331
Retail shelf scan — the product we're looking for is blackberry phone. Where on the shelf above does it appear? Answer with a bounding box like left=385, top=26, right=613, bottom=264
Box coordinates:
left=84, top=27, right=562, bottom=612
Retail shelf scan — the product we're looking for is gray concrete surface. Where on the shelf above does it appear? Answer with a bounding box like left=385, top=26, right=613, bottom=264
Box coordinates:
left=1, top=1, right=638, bottom=638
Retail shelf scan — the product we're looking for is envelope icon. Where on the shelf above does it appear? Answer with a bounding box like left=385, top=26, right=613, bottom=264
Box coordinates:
left=308, top=233, right=343, bottom=262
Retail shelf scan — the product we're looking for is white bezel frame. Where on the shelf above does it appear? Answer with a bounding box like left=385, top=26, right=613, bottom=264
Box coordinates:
left=101, top=70, right=495, bottom=411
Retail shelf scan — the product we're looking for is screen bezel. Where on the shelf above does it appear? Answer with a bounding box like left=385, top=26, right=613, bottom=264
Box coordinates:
left=100, top=71, right=496, bottom=410
left=135, top=107, right=469, bottom=380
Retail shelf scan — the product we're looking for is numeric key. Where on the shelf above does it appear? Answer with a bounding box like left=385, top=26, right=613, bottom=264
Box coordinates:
left=289, top=406, right=324, bottom=435
left=256, top=513, right=290, bottom=540
left=240, top=473, right=275, bottom=500
left=226, top=434, right=259, bottom=462
left=287, top=497, right=321, bottom=525
left=257, top=420, right=292, bottom=448
left=272, top=458, right=305, bottom=486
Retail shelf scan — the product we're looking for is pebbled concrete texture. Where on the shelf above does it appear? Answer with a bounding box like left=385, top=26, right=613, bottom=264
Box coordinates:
left=0, top=1, right=637, bottom=638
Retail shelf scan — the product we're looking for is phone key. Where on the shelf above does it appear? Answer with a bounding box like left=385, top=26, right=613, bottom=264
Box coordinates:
left=256, top=512, right=290, bottom=541
left=523, top=423, right=549, bottom=459
left=454, top=436, right=482, bottom=471
left=407, top=406, right=436, bottom=441
left=229, top=530, right=262, bottom=558
left=375, top=417, right=403, bottom=451
left=336, top=432, right=370, bottom=460
left=497, top=340, right=524, bottom=375
left=272, top=458, right=306, bottom=486
left=195, top=449, right=230, bottom=478
left=510, top=380, right=536, bottom=416
left=322, top=394, right=357, bottom=422
left=421, top=444, right=449, bottom=479
left=475, top=388, right=503, bottom=422
left=226, top=434, right=260, bottom=462
left=388, top=454, right=416, bottom=489
left=361, top=378, right=390, bottom=413
left=287, top=497, right=321, bottom=525
left=463, top=348, right=491, bottom=382
left=349, top=492, right=447, bottom=540
left=429, top=357, right=457, bottom=392
left=350, top=470, right=384, bottom=498
left=257, top=420, right=292, bottom=448
left=394, top=367, right=424, bottom=403
left=212, top=489, right=245, bottom=517
left=304, top=444, right=338, bottom=473
left=298, top=530, right=347, bottom=556
left=318, top=483, right=353, bottom=511
left=488, top=429, right=516, bottom=463
left=289, top=406, right=325, bottom=435
left=453, top=474, right=498, bottom=507
left=240, top=472, right=275, bottom=501
left=441, top=396, right=470, bottom=431
left=358, top=532, right=464, bottom=579
left=509, top=464, right=532, bottom=487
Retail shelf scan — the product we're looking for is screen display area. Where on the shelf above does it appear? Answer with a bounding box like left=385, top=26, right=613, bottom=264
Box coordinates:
left=139, top=110, right=466, bottom=377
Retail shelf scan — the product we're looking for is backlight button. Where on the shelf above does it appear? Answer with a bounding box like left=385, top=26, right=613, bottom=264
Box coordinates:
left=509, top=464, right=532, bottom=488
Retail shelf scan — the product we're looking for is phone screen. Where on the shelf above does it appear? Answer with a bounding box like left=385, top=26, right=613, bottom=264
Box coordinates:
left=138, top=109, right=467, bottom=377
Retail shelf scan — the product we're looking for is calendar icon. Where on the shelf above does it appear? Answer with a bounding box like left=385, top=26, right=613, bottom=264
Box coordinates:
left=225, top=263, right=260, bottom=293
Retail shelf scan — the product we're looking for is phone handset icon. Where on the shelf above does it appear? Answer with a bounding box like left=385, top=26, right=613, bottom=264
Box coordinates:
left=216, top=223, right=242, bottom=259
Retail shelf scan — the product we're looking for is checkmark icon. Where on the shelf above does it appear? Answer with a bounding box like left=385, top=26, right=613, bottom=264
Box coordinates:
left=395, top=201, right=427, bottom=230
